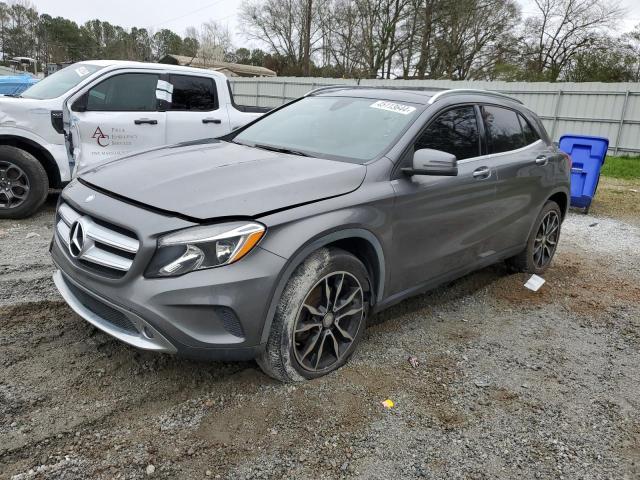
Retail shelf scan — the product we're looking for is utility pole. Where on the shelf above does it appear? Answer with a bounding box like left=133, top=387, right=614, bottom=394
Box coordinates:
left=303, top=0, right=312, bottom=76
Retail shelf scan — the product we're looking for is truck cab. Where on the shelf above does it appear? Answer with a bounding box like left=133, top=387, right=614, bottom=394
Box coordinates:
left=0, top=60, right=269, bottom=219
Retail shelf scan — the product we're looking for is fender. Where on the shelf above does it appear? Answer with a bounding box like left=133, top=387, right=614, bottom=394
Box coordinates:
left=259, top=228, right=386, bottom=344
left=0, top=132, right=70, bottom=185
left=0, top=127, right=59, bottom=149
left=525, top=187, right=570, bottom=239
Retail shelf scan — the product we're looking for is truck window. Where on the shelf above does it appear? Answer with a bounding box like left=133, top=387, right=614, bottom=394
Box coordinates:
left=21, top=63, right=104, bottom=100
left=86, top=73, right=159, bottom=112
left=416, top=106, right=480, bottom=160
left=481, top=106, right=527, bottom=153
left=169, top=75, right=217, bottom=111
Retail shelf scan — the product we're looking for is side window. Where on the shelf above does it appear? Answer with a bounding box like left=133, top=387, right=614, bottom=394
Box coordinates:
left=415, top=106, right=480, bottom=160
left=169, top=75, right=217, bottom=111
left=482, top=106, right=527, bottom=153
left=86, top=73, right=159, bottom=112
left=518, top=113, right=540, bottom=145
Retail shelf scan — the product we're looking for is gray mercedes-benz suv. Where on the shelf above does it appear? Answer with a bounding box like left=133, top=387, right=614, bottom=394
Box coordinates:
left=50, top=87, right=570, bottom=382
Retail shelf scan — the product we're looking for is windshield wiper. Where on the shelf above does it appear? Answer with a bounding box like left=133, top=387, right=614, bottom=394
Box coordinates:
left=253, top=143, right=315, bottom=158
left=4, top=93, right=22, bottom=98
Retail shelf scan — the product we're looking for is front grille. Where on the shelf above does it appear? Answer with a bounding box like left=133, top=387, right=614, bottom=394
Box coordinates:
left=66, top=280, right=138, bottom=334
left=56, top=202, right=140, bottom=278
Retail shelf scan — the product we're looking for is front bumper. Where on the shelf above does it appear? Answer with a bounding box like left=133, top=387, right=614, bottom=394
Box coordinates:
left=50, top=182, right=287, bottom=361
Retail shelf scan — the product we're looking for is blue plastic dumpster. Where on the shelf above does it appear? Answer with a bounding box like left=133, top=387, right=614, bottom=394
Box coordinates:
left=558, top=135, right=609, bottom=214
left=0, top=75, right=38, bottom=96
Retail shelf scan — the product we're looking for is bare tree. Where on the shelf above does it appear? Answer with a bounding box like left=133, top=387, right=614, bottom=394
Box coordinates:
left=520, top=0, right=625, bottom=80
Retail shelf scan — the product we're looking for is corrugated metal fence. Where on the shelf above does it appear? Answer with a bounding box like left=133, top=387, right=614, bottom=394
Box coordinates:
left=229, top=77, right=640, bottom=155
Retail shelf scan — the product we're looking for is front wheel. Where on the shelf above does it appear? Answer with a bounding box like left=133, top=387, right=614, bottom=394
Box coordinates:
left=257, top=248, right=370, bottom=382
left=0, top=146, right=48, bottom=219
left=506, top=200, right=562, bottom=274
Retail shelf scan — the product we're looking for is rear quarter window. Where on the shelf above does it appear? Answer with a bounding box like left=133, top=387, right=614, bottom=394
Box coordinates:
left=482, top=105, right=528, bottom=154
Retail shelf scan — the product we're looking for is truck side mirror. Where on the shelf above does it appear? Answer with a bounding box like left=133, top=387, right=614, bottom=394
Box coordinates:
left=402, top=149, right=458, bottom=176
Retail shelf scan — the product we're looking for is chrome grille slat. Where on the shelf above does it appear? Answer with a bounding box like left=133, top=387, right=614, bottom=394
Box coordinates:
left=56, top=202, right=139, bottom=276
left=58, top=203, right=80, bottom=226
left=57, top=220, right=71, bottom=247
left=83, top=218, right=139, bottom=253
left=82, top=245, right=133, bottom=271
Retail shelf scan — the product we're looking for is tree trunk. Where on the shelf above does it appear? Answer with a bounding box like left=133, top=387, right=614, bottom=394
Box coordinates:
left=302, top=0, right=312, bottom=76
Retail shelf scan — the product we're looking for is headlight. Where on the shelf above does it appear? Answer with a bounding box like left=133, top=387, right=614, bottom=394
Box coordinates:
left=146, top=221, right=265, bottom=278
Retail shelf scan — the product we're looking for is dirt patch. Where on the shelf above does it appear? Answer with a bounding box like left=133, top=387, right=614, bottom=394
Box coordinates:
left=488, top=252, right=640, bottom=320
left=588, top=177, right=640, bottom=224
left=1, top=205, right=640, bottom=479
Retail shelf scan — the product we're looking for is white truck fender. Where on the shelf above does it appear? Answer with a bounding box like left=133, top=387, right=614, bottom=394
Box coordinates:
left=0, top=126, right=72, bottom=183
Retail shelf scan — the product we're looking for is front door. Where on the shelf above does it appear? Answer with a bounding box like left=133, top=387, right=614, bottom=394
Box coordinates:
left=64, top=72, right=167, bottom=173
left=390, top=105, right=500, bottom=296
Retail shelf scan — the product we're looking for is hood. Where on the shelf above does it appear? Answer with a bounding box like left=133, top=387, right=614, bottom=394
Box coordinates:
left=80, top=140, right=366, bottom=220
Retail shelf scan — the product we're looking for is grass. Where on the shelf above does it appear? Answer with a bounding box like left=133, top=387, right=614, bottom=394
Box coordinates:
left=601, top=156, right=640, bottom=179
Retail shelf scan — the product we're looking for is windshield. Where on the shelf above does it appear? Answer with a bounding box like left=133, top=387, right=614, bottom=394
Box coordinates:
left=21, top=63, right=104, bottom=100
left=233, top=96, right=421, bottom=163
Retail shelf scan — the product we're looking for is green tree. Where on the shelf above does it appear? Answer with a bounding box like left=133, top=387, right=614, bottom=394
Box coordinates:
left=152, top=28, right=182, bottom=59
left=182, top=36, right=199, bottom=58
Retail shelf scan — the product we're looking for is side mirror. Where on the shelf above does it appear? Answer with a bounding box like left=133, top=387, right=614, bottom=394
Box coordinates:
left=403, top=149, right=458, bottom=177
left=71, top=94, right=88, bottom=112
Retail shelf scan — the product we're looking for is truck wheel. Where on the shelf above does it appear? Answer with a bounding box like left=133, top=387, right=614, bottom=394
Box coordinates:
left=0, top=146, right=48, bottom=219
left=506, top=200, right=562, bottom=274
left=257, top=247, right=370, bottom=383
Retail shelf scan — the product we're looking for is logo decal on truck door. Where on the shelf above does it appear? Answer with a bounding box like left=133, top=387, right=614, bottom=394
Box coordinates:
left=92, top=127, right=110, bottom=147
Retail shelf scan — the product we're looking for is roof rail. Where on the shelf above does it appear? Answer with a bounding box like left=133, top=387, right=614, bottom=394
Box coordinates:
left=305, top=85, right=449, bottom=97
left=427, top=88, right=523, bottom=105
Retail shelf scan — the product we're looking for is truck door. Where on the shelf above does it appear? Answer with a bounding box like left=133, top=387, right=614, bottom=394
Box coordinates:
left=165, top=74, right=229, bottom=143
left=63, top=71, right=167, bottom=173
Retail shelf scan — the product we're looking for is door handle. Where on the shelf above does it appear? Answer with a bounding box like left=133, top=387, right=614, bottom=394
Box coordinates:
left=535, top=155, right=549, bottom=166
left=472, top=166, right=491, bottom=179
left=134, top=119, right=158, bottom=125
left=202, top=118, right=222, bottom=124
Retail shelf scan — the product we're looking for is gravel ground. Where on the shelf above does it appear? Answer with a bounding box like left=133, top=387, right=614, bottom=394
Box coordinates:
left=1, top=189, right=639, bottom=480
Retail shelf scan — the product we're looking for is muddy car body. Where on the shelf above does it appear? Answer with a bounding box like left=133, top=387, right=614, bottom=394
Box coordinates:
left=50, top=87, right=570, bottom=382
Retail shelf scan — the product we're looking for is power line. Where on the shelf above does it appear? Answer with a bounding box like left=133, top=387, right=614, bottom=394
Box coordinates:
left=145, top=0, right=228, bottom=29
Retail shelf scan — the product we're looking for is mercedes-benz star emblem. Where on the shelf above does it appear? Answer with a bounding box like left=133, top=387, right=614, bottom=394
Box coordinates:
left=69, top=221, right=85, bottom=258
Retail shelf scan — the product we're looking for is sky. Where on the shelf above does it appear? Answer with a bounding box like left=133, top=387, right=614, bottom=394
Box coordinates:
left=31, top=0, right=246, bottom=38
left=25, top=0, right=640, bottom=44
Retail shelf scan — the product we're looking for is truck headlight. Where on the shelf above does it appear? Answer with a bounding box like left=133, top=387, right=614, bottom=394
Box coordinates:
left=146, top=222, right=265, bottom=278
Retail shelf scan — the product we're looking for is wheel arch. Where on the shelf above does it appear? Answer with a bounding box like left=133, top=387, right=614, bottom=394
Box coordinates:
left=259, top=228, right=386, bottom=344
left=0, top=135, right=62, bottom=189
left=548, top=190, right=569, bottom=219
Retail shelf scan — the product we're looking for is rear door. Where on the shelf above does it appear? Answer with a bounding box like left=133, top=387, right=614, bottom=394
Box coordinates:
left=479, top=105, right=554, bottom=253
left=165, top=74, right=229, bottom=143
left=390, top=105, right=500, bottom=295
left=64, top=71, right=167, bottom=173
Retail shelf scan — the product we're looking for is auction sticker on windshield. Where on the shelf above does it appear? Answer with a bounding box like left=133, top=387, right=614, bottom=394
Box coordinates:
left=75, top=66, right=90, bottom=77
left=370, top=100, right=416, bottom=115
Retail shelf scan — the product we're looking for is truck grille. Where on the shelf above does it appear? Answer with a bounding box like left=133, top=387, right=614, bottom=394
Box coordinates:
left=56, top=202, right=139, bottom=278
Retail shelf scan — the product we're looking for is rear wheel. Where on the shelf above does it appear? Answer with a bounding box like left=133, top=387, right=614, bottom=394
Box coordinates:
left=0, top=146, right=48, bottom=219
left=506, top=200, right=562, bottom=274
left=257, top=248, right=370, bottom=382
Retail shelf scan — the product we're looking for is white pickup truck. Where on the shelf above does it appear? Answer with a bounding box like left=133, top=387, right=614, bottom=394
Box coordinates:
left=0, top=60, right=269, bottom=218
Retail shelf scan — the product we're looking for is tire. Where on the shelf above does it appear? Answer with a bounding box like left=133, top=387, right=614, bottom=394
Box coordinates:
left=506, top=200, right=562, bottom=274
left=0, top=146, right=48, bottom=219
left=257, top=247, right=371, bottom=383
